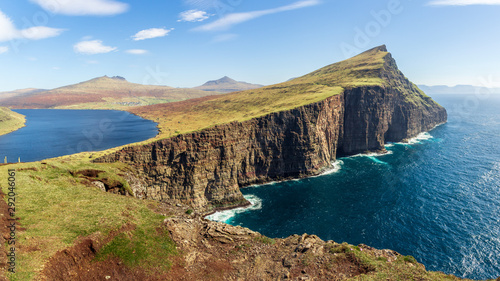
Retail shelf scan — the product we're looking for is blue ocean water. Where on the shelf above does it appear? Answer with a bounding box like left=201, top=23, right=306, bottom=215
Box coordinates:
left=207, top=94, right=500, bottom=280
left=0, top=109, right=158, bottom=163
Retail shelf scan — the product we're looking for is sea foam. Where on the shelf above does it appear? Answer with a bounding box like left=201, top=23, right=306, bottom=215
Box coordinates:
left=205, top=194, right=262, bottom=223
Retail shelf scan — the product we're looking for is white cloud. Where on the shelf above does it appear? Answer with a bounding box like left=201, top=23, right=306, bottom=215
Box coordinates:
left=178, top=10, right=211, bottom=22
left=193, top=0, right=320, bottom=31
left=132, top=28, right=174, bottom=41
left=74, top=40, right=117, bottom=55
left=0, top=46, right=8, bottom=54
left=30, top=0, right=129, bottom=16
left=21, top=26, right=65, bottom=40
left=125, top=49, right=148, bottom=55
left=428, top=0, right=500, bottom=5
left=0, top=10, right=64, bottom=42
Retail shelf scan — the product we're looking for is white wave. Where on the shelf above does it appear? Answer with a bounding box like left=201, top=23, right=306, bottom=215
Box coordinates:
left=404, top=132, right=434, bottom=145
left=367, top=156, right=389, bottom=165
left=205, top=194, right=262, bottom=223
left=350, top=150, right=393, bottom=158
left=318, top=160, right=343, bottom=176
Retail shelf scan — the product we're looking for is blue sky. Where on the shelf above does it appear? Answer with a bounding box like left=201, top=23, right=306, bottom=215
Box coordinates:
left=1, top=0, right=500, bottom=91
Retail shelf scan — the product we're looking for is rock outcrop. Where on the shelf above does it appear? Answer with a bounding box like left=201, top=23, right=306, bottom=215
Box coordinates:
left=94, top=46, right=447, bottom=211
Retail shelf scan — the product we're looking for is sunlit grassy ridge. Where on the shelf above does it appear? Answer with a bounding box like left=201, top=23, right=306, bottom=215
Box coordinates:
left=0, top=106, right=25, bottom=136
left=130, top=46, right=395, bottom=141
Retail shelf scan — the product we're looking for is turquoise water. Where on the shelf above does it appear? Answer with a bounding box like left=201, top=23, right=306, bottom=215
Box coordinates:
left=207, top=94, right=500, bottom=280
left=0, top=109, right=158, bottom=163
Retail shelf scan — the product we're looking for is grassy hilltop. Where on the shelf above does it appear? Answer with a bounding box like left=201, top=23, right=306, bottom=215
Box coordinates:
left=0, top=107, right=25, bottom=136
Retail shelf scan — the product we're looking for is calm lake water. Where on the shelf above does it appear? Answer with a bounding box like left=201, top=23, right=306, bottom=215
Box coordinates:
left=0, top=109, right=158, bottom=163
left=208, top=94, right=500, bottom=280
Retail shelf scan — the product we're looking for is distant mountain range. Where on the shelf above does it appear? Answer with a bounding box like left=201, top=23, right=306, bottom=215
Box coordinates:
left=194, top=76, right=264, bottom=93
left=0, top=76, right=216, bottom=109
left=0, top=76, right=265, bottom=109
left=419, top=85, right=500, bottom=94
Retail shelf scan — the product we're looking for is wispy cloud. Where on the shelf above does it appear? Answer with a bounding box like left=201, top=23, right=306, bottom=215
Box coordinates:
left=0, top=46, right=8, bottom=54
left=212, top=33, right=238, bottom=43
left=125, top=49, right=148, bottom=55
left=74, top=40, right=117, bottom=55
left=193, top=0, right=321, bottom=31
left=0, top=10, right=64, bottom=42
left=30, top=0, right=129, bottom=16
left=132, top=28, right=174, bottom=41
left=178, top=10, right=211, bottom=22
left=428, top=0, right=500, bottom=5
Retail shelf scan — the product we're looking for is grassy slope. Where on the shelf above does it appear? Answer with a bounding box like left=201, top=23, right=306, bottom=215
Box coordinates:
left=0, top=160, right=176, bottom=280
left=0, top=107, right=25, bottom=136
left=0, top=76, right=215, bottom=110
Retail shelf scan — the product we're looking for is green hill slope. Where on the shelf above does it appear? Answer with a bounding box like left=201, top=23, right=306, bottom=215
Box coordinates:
left=0, top=106, right=25, bottom=136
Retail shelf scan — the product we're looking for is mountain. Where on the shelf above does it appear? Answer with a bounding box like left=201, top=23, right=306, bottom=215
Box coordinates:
left=419, top=84, right=500, bottom=94
left=96, top=45, right=447, bottom=211
left=194, top=76, right=264, bottom=93
left=0, top=106, right=25, bottom=136
left=0, top=88, right=46, bottom=101
left=0, top=76, right=217, bottom=109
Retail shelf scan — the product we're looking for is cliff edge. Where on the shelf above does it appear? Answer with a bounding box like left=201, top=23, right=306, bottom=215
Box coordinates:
left=94, top=45, right=447, bottom=211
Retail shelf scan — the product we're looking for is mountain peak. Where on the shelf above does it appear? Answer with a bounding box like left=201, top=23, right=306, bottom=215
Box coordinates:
left=195, top=77, right=264, bottom=93
left=202, top=76, right=237, bottom=86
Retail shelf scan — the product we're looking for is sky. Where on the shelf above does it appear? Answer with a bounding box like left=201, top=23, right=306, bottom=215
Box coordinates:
left=1, top=0, right=500, bottom=91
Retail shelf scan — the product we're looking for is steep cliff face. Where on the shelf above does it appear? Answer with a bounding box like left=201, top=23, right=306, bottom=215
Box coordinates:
left=95, top=95, right=344, bottom=209
left=94, top=45, right=447, bottom=210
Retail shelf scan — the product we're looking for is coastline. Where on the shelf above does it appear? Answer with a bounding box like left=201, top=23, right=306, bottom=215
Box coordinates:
left=204, top=124, right=445, bottom=222
left=0, top=108, right=26, bottom=137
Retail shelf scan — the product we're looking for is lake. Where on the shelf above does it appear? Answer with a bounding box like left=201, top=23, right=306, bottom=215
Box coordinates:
left=0, top=109, right=158, bottom=163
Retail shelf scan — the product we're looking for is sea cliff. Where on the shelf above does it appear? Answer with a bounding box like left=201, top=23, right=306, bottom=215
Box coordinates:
left=94, top=45, right=447, bottom=211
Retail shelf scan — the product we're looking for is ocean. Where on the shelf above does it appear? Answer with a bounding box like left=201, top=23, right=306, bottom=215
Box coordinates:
left=207, top=93, right=500, bottom=280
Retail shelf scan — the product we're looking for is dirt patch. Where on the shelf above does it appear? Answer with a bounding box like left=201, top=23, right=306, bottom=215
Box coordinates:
left=39, top=224, right=161, bottom=281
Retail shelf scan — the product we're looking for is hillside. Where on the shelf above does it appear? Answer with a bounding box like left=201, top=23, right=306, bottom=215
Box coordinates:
left=128, top=45, right=440, bottom=141
left=0, top=76, right=217, bottom=109
left=194, top=76, right=264, bottom=93
left=0, top=106, right=25, bottom=136
left=0, top=88, right=45, bottom=101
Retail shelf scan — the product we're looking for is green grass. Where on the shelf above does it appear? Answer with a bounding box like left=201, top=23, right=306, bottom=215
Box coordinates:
left=253, top=236, right=276, bottom=245
left=0, top=107, right=25, bottom=136
left=0, top=160, right=176, bottom=280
